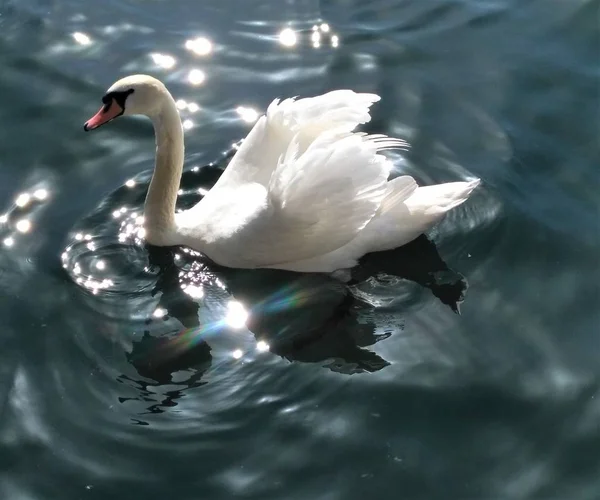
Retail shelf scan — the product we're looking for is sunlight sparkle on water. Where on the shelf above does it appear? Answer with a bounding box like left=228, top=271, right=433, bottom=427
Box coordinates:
left=185, top=37, right=213, bottom=56
left=33, top=189, right=48, bottom=201
left=256, top=340, right=270, bottom=352
left=0, top=214, right=7, bottom=224
left=3, top=237, right=14, bottom=247
left=279, top=28, right=297, bottom=47
left=182, top=119, right=194, bottom=130
left=15, top=193, right=30, bottom=208
left=226, top=301, right=248, bottom=329
left=232, top=349, right=243, bottom=360
left=176, top=99, right=187, bottom=110
left=72, top=32, right=92, bottom=46
left=125, top=179, right=136, bottom=187
left=236, top=106, right=259, bottom=123
left=183, top=284, right=204, bottom=299
left=188, top=69, right=206, bottom=85
left=153, top=308, right=167, bottom=318
left=16, top=219, right=31, bottom=233
left=188, top=102, right=200, bottom=113
left=151, top=53, right=176, bottom=69
left=320, top=23, right=330, bottom=33
left=95, top=260, right=106, bottom=271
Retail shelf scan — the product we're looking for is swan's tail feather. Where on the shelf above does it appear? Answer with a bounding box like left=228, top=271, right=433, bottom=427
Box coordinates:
left=352, top=178, right=480, bottom=256
left=380, top=175, right=419, bottom=212
left=407, top=178, right=481, bottom=216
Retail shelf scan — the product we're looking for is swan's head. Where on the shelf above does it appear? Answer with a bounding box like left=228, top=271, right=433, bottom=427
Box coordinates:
left=83, top=74, right=168, bottom=131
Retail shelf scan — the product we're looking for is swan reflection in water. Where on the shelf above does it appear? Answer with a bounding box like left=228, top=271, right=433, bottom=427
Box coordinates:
left=65, top=155, right=469, bottom=418
left=113, top=230, right=466, bottom=417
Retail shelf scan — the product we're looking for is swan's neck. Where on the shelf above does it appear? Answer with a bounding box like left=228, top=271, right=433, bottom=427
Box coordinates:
left=144, top=94, right=184, bottom=244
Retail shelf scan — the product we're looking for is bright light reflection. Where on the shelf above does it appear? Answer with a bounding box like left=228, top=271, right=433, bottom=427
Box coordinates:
left=16, top=219, right=31, bottom=233
left=232, top=349, right=243, bottom=360
left=15, top=193, right=30, bottom=207
left=151, top=53, right=176, bottom=69
left=75, top=233, right=83, bottom=241
left=95, top=260, right=106, bottom=271
left=332, top=35, right=339, bottom=48
left=0, top=214, right=7, bottom=223
left=188, top=102, right=200, bottom=113
left=176, top=99, right=187, bottom=110
left=153, top=307, right=167, bottom=318
left=183, top=284, right=204, bottom=299
left=311, top=31, right=321, bottom=44
left=320, top=23, right=330, bottom=33
left=33, top=189, right=48, bottom=200
left=279, top=28, right=297, bottom=47
left=236, top=106, right=259, bottom=123
left=182, top=119, right=194, bottom=130
left=72, top=32, right=92, bottom=46
left=3, top=237, right=14, bottom=247
left=256, top=340, right=270, bottom=352
left=188, top=69, right=206, bottom=85
left=226, top=301, right=248, bottom=329
left=125, top=179, right=135, bottom=187
left=185, top=37, right=213, bottom=56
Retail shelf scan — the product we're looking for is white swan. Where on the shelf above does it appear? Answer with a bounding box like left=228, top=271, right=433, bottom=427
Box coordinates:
left=84, top=75, right=480, bottom=273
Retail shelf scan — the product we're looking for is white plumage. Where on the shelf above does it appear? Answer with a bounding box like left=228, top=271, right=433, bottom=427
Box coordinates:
left=84, top=76, right=480, bottom=273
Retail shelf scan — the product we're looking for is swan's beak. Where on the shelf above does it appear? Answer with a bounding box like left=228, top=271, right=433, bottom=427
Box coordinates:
left=83, top=101, right=124, bottom=131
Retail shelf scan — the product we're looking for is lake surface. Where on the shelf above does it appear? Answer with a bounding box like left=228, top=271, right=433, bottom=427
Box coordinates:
left=0, top=0, right=598, bottom=499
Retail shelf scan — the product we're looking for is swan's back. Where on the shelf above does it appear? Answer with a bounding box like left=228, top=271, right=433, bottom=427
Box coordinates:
left=180, top=90, right=479, bottom=272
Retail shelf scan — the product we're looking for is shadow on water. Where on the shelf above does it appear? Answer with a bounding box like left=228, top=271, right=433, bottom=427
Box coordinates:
left=62, top=147, right=469, bottom=417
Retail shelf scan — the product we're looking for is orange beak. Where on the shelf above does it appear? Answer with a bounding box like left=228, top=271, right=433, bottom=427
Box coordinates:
left=83, top=100, right=124, bottom=131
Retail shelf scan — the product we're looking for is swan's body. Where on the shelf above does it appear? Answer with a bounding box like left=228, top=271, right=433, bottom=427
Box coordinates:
left=84, top=75, right=480, bottom=273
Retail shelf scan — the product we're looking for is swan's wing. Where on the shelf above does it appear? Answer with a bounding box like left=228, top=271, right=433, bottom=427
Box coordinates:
left=212, top=90, right=387, bottom=190
left=208, top=132, right=406, bottom=268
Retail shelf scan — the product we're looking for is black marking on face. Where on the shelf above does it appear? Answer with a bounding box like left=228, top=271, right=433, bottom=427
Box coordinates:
left=102, top=88, right=135, bottom=113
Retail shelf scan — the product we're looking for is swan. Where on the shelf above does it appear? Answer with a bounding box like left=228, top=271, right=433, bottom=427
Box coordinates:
left=83, top=74, right=480, bottom=273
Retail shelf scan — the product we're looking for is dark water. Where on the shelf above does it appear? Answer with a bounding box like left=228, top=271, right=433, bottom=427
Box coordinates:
left=1, top=0, right=598, bottom=498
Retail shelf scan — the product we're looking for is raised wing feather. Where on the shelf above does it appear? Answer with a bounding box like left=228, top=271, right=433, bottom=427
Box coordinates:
left=194, top=91, right=409, bottom=267
left=211, top=90, right=385, bottom=190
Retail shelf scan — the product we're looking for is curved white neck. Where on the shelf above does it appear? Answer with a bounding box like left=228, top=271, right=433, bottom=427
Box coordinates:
left=144, top=92, right=184, bottom=243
